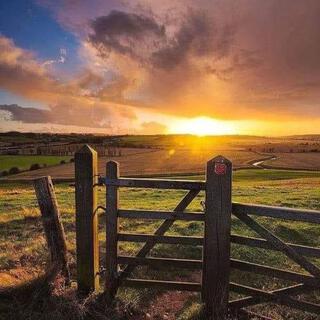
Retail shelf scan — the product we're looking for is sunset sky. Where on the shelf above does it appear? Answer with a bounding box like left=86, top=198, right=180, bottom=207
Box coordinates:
left=1, top=0, right=320, bottom=136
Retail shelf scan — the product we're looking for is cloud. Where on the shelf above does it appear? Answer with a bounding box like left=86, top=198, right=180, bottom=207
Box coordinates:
left=90, top=10, right=165, bottom=62
left=138, top=121, right=167, bottom=134
left=0, top=104, right=52, bottom=123
left=0, top=35, right=137, bottom=129
left=87, top=7, right=237, bottom=116
left=0, top=103, right=123, bottom=128
left=5, top=0, right=320, bottom=127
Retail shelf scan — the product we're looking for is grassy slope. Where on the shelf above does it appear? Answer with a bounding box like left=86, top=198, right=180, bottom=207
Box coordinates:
left=0, top=155, right=71, bottom=171
left=0, top=169, right=320, bottom=319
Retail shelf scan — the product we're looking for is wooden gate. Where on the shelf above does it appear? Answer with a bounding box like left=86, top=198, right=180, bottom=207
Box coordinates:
left=74, top=145, right=320, bottom=319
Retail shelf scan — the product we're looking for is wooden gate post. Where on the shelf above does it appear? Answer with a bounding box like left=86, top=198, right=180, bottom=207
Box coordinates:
left=105, top=161, right=119, bottom=301
left=202, top=156, right=232, bottom=319
left=75, top=145, right=99, bottom=294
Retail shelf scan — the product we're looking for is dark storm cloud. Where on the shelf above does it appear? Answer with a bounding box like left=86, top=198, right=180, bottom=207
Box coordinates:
left=0, top=103, right=126, bottom=128
left=89, top=9, right=235, bottom=70
left=0, top=104, right=52, bottom=123
left=89, top=10, right=165, bottom=61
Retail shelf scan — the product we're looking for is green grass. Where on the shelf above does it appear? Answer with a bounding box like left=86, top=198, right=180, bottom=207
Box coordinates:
left=177, top=169, right=320, bottom=182
left=0, top=155, right=71, bottom=172
left=0, top=169, right=320, bottom=319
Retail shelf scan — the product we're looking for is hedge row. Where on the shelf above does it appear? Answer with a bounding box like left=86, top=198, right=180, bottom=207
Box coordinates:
left=1, top=157, right=74, bottom=177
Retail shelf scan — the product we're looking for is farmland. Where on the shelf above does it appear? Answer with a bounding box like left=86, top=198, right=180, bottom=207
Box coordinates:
left=4, top=148, right=261, bottom=180
left=262, top=153, right=320, bottom=170
left=1, top=169, right=320, bottom=319
left=1, top=133, right=320, bottom=319
left=0, top=155, right=72, bottom=172
left=2, top=133, right=320, bottom=181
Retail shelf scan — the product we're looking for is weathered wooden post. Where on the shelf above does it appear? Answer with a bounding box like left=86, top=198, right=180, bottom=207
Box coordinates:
left=75, top=145, right=99, bottom=294
left=202, top=156, right=232, bottom=319
left=34, top=176, right=70, bottom=281
left=105, top=161, right=119, bottom=301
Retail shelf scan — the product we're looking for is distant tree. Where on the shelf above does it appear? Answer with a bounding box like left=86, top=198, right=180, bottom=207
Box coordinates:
left=1, top=170, right=8, bottom=177
left=30, top=163, right=41, bottom=171
left=9, top=167, right=20, bottom=175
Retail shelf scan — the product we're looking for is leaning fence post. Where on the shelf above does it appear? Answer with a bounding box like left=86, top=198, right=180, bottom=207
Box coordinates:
left=75, top=145, right=99, bottom=294
left=202, top=156, right=232, bottom=319
left=33, top=176, right=70, bottom=282
left=105, top=161, right=119, bottom=301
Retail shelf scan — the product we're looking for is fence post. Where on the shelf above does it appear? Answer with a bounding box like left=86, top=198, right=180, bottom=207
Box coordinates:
left=75, top=145, right=99, bottom=294
left=202, top=156, right=232, bottom=319
left=33, top=176, right=70, bottom=282
left=105, top=161, right=119, bottom=301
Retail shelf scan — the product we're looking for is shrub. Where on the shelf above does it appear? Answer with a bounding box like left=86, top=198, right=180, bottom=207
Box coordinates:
left=70, top=158, right=74, bottom=163
left=30, top=163, right=41, bottom=171
left=1, top=170, right=8, bottom=177
left=9, top=167, right=20, bottom=175
left=60, top=160, right=66, bottom=164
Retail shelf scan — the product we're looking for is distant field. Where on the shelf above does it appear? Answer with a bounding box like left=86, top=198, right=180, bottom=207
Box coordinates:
left=0, top=155, right=72, bottom=172
left=263, top=152, right=320, bottom=170
left=0, top=169, right=320, bottom=319
left=2, top=148, right=261, bottom=180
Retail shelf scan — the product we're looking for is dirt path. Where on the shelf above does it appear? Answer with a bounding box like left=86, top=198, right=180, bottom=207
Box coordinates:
left=251, top=155, right=277, bottom=168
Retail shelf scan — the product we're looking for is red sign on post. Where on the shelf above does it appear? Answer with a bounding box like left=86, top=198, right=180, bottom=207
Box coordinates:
left=214, top=163, right=227, bottom=175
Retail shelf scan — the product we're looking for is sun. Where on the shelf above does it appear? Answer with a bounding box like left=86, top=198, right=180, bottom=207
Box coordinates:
left=168, top=116, right=236, bottom=136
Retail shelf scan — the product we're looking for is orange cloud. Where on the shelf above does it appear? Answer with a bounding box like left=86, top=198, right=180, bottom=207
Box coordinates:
left=0, top=36, right=137, bottom=129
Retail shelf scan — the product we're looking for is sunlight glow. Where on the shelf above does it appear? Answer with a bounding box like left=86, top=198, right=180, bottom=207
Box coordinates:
left=168, top=116, right=237, bottom=136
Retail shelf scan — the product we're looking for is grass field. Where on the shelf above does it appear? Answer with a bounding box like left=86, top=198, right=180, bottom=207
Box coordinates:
left=0, top=169, right=320, bottom=319
left=0, top=155, right=72, bottom=172
left=263, top=153, right=320, bottom=170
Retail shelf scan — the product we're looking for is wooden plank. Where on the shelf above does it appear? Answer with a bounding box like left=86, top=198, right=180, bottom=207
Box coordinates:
left=118, top=233, right=203, bottom=245
left=122, top=278, right=201, bottom=292
left=233, top=211, right=320, bottom=278
left=33, top=176, right=70, bottom=282
left=229, top=284, right=307, bottom=309
left=231, top=234, right=320, bottom=258
left=118, top=256, right=202, bottom=269
left=233, top=203, right=320, bottom=224
left=230, top=259, right=320, bottom=287
left=75, top=145, right=99, bottom=294
left=119, top=189, right=200, bottom=280
left=105, top=161, right=119, bottom=301
left=230, top=282, right=320, bottom=314
left=103, top=177, right=206, bottom=190
left=202, top=156, right=232, bottom=319
left=118, top=209, right=205, bottom=221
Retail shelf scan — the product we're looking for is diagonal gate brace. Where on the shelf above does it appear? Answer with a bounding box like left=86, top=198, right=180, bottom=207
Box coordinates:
left=119, top=189, right=200, bottom=281
left=233, top=211, right=320, bottom=279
